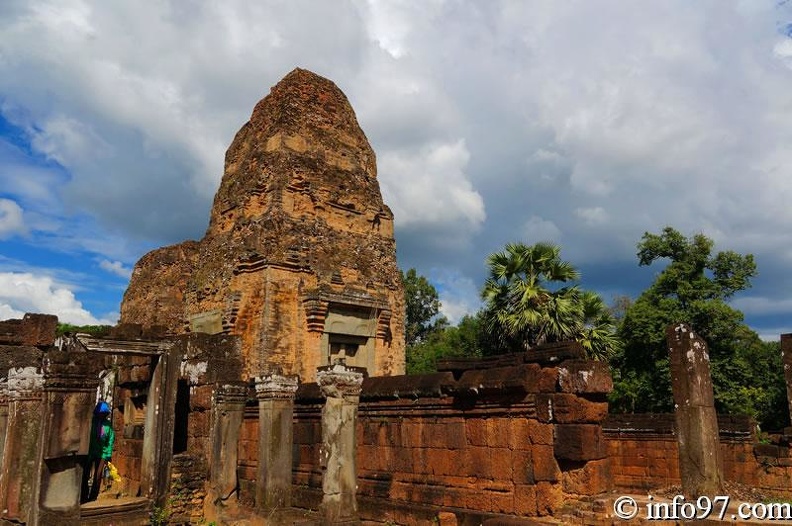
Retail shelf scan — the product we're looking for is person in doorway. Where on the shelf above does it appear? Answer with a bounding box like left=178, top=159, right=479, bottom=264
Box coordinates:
left=81, top=401, right=115, bottom=503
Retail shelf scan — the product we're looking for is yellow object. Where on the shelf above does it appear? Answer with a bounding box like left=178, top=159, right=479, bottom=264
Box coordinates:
left=106, top=461, right=121, bottom=482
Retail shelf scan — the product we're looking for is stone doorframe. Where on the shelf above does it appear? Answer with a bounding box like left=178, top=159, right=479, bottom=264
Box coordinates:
left=75, top=335, right=178, bottom=508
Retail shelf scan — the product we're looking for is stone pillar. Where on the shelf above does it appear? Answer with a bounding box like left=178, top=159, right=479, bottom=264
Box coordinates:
left=141, top=347, right=182, bottom=507
left=780, top=334, right=792, bottom=431
left=0, top=366, right=44, bottom=524
left=209, top=383, right=247, bottom=503
left=254, top=374, right=299, bottom=511
left=0, top=382, right=8, bottom=474
left=36, top=350, right=101, bottom=525
left=317, top=362, right=366, bottom=525
left=667, top=323, right=723, bottom=496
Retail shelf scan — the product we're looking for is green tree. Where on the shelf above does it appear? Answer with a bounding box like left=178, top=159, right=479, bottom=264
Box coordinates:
left=406, top=313, right=485, bottom=374
left=578, top=290, right=622, bottom=361
left=613, top=227, right=786, bottom=428
left=401, top=268, right=447, bottom=346
left=481, top=242, right=620, bottom=359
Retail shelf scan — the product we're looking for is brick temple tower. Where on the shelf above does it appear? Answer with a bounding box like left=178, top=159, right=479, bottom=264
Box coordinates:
left=120, top=68, right=405, bottom=380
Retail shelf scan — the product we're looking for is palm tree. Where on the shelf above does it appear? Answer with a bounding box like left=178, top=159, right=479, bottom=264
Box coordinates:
left=481, top=242, right=620, bottom=359
left=577, top=290, right=622, bottom=360
left=482, top=242, right=580, bottom=347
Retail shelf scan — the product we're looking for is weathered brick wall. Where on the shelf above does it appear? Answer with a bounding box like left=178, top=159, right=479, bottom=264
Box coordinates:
left=239, top=345, right=613, bottom=522
left=110, top=415, right=144, bottom=496
left=167, top=334, right=243, bottom=523
left=605, top=413, right=792, bottom=497
left=168, top=454, right=208, bottom=524
left=163, top=384, right=212, bottom=524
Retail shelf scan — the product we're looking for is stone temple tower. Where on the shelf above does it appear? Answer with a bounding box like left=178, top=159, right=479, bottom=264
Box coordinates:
left=120, top=68, right=405, bottom=380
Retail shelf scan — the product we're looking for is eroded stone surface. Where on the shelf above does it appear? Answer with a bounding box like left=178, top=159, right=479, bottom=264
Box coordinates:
left=121, top=69, right=405, bottom=380
left=317, top=363, right=364, bottom=524
left=667, top=323, right=723, bottom=496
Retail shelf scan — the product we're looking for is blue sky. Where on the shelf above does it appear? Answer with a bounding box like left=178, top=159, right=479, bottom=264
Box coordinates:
left=1, top=1, right=792, bottom=340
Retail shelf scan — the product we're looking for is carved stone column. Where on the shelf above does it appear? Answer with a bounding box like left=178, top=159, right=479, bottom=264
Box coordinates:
left=0, top=366, right=44, bottom=524
left=254, top=374, right=298, bottom=511
left=210, top=383, right=248, bottom=503
left=667, top=323, right=723, bottom=496
left=780, top=334, right=792, bottom=432
left=317, top=362, right=366, bottom=525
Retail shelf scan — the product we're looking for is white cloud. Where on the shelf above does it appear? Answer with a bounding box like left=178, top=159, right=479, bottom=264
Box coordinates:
left=429, top=269, right=481, bottom=325
left=0, top=304, right=23, bottom=321
left=773, top=38, right=792, bottom=68
left=0, top=199, right=25, bottom=239
left=0, top=272, right=115, bottom=325
left=575, top=207, right=609, bottom=226
left=99, top=259, right=131, bottom=279
left=522, top=216, right=562, bottom=243
left=379, top=140, right=485, bottom=230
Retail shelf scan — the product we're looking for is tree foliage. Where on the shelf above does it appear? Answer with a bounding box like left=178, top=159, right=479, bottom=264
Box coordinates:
left=480, top=242, right=620, bottom=360
left=612, top=227, right=786, bottom=429
left=56, top=323, right=112, bottom=337
left=406, top=314, right=485, bottom=374
left=402, top=268, right=470, bottom=374
left=401, top=268, right=447, bottom=347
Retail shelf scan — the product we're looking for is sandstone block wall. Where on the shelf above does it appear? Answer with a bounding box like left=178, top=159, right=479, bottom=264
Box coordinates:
left=605, top=413, right=792, bottom=497
left=237, top=345, right=613, bottom=522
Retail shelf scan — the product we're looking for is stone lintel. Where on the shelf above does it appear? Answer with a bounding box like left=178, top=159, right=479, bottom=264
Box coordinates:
left=213, top=383, right=248, bottom=406
left=317, top=362, right=366, bottom=400
left=7, top=367, right=44, bottom=400
left=43, top=373, right=98, bottom=393
left=254, top=374, right=299, bottom=400
left=303, top=290, right=389, bottom=312
left=75, top=334, right=171, bottom=355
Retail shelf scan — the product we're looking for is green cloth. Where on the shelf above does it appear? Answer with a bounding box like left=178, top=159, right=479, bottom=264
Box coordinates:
left=88, top=419, right=115, bottom=460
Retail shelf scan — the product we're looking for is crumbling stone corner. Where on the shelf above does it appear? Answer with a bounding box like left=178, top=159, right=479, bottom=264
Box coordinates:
left=255, top=373, right=298, bottom=511
left=317, top=362, right=366, bottom=525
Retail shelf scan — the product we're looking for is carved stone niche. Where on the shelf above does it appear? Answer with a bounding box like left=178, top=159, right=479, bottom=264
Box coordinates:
left=321, top=305, right=378, bottom=373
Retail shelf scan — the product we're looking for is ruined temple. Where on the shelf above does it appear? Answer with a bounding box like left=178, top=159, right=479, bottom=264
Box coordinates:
left=120, top=68, right=405, bottom=380
left=7, top=69, right=792, bottom=526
